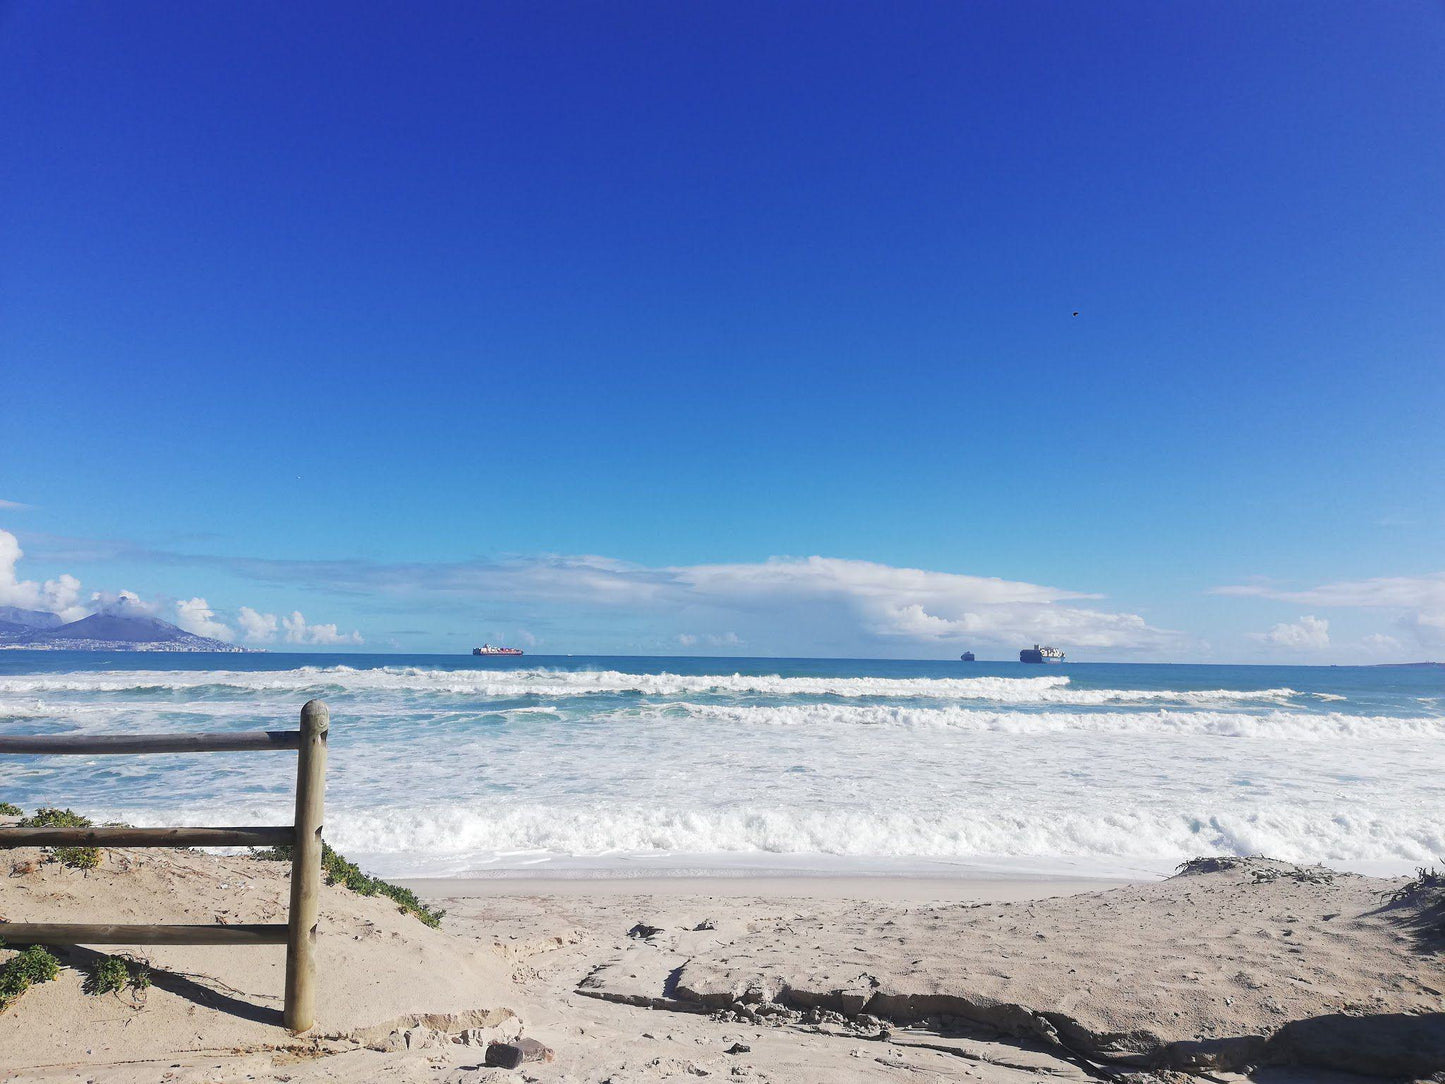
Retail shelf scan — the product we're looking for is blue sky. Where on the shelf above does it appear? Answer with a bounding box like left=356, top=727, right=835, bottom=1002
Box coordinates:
left=2, top=1, right=1443, bottom=660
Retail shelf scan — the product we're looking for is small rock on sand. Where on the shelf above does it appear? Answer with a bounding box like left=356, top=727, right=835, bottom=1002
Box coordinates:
left=484, top=1036, right=555, bottom=1069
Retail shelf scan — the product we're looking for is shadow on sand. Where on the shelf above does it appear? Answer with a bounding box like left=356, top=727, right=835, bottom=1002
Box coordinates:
left=55, top=945, right=285, bottom=1029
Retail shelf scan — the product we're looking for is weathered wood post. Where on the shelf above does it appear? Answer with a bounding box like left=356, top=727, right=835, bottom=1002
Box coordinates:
left=284, top=699, right=329, bottom=1032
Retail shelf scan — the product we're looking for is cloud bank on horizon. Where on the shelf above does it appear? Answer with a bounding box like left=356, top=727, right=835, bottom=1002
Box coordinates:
left=3, top=526, right=1173, bottom=654
left=357, top=552, right=1182, bottom=653
left=6, top=525, right=1443, bottom=659
left=1216, top=575, right=1445, bottom=653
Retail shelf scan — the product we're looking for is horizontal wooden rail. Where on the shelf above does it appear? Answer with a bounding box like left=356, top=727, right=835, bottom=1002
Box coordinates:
left=0, top=922, right=289, bottom=946
left=0, top=825, right=295, bottom=849
left=0, top=731, right=302, bottom=755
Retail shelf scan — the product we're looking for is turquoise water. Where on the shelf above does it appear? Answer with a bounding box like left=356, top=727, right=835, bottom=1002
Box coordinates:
left=1, top=653, right=1442, bottom=878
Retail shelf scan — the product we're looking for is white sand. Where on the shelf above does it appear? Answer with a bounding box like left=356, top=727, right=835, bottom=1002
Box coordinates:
left=3, top=849, right=1443, bottom=1082
left=394, top=872, right=1131, bottom=902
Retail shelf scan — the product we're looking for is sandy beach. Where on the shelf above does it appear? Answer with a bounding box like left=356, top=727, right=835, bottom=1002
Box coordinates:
left=3, top=845, right=1443, bottom=1083
left=5, top=0, right=1442, bottom=1076
left=395, top=872, right=1132, bottom=902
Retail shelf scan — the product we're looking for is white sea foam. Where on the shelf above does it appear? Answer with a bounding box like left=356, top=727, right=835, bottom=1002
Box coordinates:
left=5, top=661, right=1442, bottom=878
left=101, top=800, right=1445, bottom=875
left=0, top=666, right=1304, bottom=706
left=663, top=703, right=1445, bottom=739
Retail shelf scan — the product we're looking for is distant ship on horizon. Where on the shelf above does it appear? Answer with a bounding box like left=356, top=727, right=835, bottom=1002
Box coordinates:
left=473, top=644, right=524, bottom=656
left=960, top=651, right=976, bottom=662
left=1020, top=644, right=1065, bottom=664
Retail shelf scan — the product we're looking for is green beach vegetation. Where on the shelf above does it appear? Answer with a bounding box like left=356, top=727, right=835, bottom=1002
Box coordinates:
left=0, top=941, right=61, bottom=1010
left=17, top=807, right=101, bottom=871
left=251, top=842, right=444, bottom=928
left=2, top=796, right=439, bottom=924
left=82, top=954, right=151, bottom=998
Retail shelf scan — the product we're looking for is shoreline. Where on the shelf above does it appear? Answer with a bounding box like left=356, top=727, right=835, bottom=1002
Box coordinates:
left=396, top=870, right=1139, bottom=901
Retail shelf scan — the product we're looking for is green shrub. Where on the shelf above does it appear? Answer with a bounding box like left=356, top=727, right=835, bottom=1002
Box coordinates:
left=18, top=807, right=101, bottom=870
left=20, top=808, right=90, bottom=827
left=83, top=956, right=128, bottom=996
left=0, top=802, right=22, bottom=816
left=251, top=843, right=445, bottom=928
left=0, top=942, right=62, bottom=1010
left=82, top=954, right=150, bottom=997
left=53, top=846, right=101, bottom=870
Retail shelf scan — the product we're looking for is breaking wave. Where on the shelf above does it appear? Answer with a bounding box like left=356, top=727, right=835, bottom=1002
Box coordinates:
left=0, top=666, right=1304, bottom=706
left=104, top=801, right=1445, bottom=876
left=665, top=703, right=1445, bottom=740
left=5, top=658, right=1442, bottom=878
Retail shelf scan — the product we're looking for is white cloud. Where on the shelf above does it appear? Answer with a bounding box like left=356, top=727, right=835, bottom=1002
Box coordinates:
left=357, top=553, right=1176, bottom=652
left=90, top=589, right=159, bottom=617
left=0, top=529, right=87, bottom=620
left=1257, top=615, right=1330, bottom=650
left=1397, top=609, right=1445, bottom=649
left=281, top=611, right=363, bottom=646
left=678, top=631, right=743, bottom=649
left=237, top=606, right=280, bottom=643
left=1362, top=632, right=1403, bottom=653
left=236, top=606, right=361, bottom=646
left=235, top=607, right=361, bottom=646
left=174, top=597, right=235, bottom=642
left=1216, top=573, right=1445, bottom=649
left=664, top=556, right=1167, bottom=649
left=0, top=499, right=33, bottom=511
left=1214, top=573, right=1445, bottom=609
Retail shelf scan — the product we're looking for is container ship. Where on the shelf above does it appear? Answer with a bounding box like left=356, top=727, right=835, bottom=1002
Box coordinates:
left=1020, top=644, right=1064, bottom=664
left=960, top=651, right=976, bottom=662
left=473, top=644, right=524, bottom=656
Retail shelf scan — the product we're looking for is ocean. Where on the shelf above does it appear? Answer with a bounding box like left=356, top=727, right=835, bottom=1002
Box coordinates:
left=1, top=653, right=1442, bottom=880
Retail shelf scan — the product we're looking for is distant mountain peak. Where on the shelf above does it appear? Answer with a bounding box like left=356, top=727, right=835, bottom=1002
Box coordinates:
left=0, top=608, right=246, bottom=653
left=0, top=605, right=66, bottom=632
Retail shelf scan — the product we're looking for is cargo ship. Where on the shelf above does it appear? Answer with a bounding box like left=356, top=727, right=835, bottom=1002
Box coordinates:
left=1020, top=644, right=1064, bottom=664
left=960, top=651, right=976, bottom=662
left=473, top=644, right=524, bottom=656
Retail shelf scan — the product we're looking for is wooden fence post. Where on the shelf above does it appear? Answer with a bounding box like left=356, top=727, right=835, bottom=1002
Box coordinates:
left=284, top=699, right=329, bottom=1032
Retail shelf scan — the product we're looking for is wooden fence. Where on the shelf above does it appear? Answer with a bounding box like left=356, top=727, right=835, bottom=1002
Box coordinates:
left=0, top=699, right=329, bottom=1032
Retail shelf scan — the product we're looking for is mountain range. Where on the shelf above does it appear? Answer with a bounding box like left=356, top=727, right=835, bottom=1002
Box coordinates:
left=0, top=605, right=246, bottom=652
